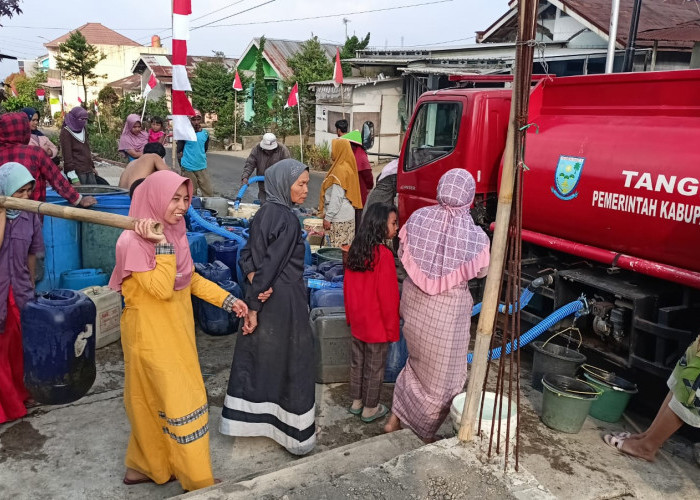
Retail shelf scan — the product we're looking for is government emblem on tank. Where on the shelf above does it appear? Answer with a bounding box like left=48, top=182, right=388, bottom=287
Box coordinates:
left=551, top=155, right=585, bottom=200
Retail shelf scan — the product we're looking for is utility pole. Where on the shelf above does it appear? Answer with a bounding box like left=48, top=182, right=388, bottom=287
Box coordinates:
left=342, top=18, right=350, bottom=40
left=622, top=0, right=643, bottom=72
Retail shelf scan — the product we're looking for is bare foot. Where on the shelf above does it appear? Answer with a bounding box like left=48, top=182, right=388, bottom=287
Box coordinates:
left=604, top=434, right=656, bottom=462
left=123, top=468, right=151, bottom=484
left=384, top=413, right=402, bottom=434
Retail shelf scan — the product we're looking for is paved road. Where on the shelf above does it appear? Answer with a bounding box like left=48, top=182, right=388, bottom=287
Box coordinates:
left=165, top=149, right=324, bottom=209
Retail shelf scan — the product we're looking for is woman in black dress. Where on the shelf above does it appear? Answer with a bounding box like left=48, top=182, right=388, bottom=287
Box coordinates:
left=219, top=159, right=316, bottom=455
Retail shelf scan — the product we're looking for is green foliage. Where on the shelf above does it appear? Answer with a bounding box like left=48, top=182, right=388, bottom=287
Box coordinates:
left=191, top=55, right=249, bottom=115
left=270, top=84, right=296, bottom=141
left=286, top=36, right=333, bottom=136
left=97, top=86, right=119, bottom=108
left=212, top=96, right=247, bottom=145
left=0, top=0, right=22, bottom=24
left=340, top=33, right=370, bottom=74
left=86, top=122, right=123, bottom=162
left=55, top=31, right=107, bottom=104
left=0, top=72, right=48, bottom=113
left=289, top=142, right=332, bottom=171
left=113, top=93, right=169, bottom=123
left=252, top=36, right=269, bottom=130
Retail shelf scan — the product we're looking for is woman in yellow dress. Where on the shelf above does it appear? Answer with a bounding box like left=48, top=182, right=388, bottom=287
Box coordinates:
left=109, top=170, right=247, bottom=491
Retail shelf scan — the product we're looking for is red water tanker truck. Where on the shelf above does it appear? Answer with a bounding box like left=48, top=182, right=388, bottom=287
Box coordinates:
left=396, top=69, right=700, bottom=379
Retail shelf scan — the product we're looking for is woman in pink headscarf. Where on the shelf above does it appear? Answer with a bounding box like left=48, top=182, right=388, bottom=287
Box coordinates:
left=118, top=114, right=149, bottom=161
left=109, top=170, right=247, bottom=491
left=384, top=168, right=490, bottom=442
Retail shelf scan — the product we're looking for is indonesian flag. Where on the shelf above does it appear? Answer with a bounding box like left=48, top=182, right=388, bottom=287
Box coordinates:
left=94, top=100, right=99, bottom=115
left=77, top=96, right=83, bottom=104
left=232, top=70, right=243, bottom=91
left=333, top=48, right=343, bottom=87
left=285, top=82, right=299, bottom=108
left=143, top=73, right=158, bottom=97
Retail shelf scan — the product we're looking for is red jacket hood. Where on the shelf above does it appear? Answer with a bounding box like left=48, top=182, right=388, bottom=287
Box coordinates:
left=0, top=112, right=31, bottom=147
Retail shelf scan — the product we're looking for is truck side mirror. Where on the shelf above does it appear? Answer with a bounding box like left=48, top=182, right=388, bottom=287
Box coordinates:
left=361, top=121, right=374, bottom=150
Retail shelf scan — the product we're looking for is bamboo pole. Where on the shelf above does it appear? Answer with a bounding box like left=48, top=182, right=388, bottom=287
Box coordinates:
left=458, top=0, right=538, bottom=442
left=0, top=196, right=162, bottom=234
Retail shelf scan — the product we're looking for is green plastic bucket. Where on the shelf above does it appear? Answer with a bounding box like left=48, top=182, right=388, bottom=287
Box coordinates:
left=316, top=247, right=343, bottom=265
left=541, top=374, right=600, bottom=434
left=583, top=372, right=638, bottom=423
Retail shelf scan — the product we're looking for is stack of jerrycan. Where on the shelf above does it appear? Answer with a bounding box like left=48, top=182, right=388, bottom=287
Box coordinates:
left=22, top=289, right=97, bottom=404
left=80, top=286, right=123, bottom=348
left=309, top=260, right=345, bottom=309
left=194, top=261, right=242, bottom=335
left=309, top=307, right=352, bottom=383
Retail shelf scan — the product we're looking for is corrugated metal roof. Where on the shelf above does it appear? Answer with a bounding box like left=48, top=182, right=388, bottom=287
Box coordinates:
left=45, top=23, right=141, bottom=49
left=107, top=74, right=142, bottom=92
left=310, top=76, right=401, bottom=86
left=638, top=19, right=700, bottom=43
left=255, top=38, right=337, bottom=79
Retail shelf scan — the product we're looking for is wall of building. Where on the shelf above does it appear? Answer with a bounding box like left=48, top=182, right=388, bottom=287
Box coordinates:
left=314, top=80, right=402, bottom=159
left=48, top=44, right=166, bottom=109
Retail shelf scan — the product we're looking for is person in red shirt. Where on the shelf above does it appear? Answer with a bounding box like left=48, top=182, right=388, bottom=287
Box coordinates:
left=344, top=203, right=400, bottom=422
left=0, top=112, right=96, bottom=207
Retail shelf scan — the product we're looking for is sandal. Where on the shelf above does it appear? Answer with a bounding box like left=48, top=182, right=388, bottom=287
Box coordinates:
left=603, top=434, right=653, bottom=462
left=361, top=403, right=389, bottom=423
left=348, top=405, right=363, bottom=416
left=123, top=474, right=176, bottom=486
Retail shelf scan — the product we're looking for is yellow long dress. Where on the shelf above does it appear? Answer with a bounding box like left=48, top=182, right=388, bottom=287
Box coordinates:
left=120, top=253, right=229, bottom=491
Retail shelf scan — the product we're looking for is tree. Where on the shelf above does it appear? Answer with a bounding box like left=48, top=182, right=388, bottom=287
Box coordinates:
left=270, top=84, right=296, bottom=141
left=286, top=36, right=333, bottom=136
left=97, top=86, right=119, bottom=108
left=0, top=71, right=48, bottom=113
left=340, top=32, right=370, bottom=75
left=191, top=53, right=235, bottom=114
left=0, top=0, right=22, bottom=26
left=252, top=36, right=269, bottom=131
left=55, top=31, right=106, bottom=105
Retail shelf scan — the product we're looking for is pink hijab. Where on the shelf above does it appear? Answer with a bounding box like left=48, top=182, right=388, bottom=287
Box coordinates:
left=118, top=114, right=148, bottom=153
left=109, top=170, right=193, bottom=292
left=399, top=168, right=490, bottom=295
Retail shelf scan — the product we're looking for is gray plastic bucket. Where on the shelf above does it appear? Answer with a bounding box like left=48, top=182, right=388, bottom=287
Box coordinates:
left=531, top=341, right=586, bottom=391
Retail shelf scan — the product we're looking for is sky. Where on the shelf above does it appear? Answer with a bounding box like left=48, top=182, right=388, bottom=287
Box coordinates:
left=0, top=0, right=510, bottom=81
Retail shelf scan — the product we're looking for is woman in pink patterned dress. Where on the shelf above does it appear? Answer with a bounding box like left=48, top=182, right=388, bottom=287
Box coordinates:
left=384, top=168, right=490, bottom=442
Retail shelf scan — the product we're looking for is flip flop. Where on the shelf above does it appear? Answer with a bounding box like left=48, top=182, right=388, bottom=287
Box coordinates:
left=348, top=405, right=363, bottom=416
left=611, top=431, right=632, bottom=439
left=603, top=434, right=653, bottom=462
left=123, top=475, right=176, bottom=485
left=361, top=403, right=389, bottom=423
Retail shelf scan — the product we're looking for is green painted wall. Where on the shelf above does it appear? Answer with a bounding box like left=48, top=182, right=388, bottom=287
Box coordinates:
left=238, top=43, right=282, bottom=122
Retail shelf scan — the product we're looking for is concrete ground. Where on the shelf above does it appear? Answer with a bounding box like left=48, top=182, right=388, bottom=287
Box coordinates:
left=2, top=325, right=699, bottom=499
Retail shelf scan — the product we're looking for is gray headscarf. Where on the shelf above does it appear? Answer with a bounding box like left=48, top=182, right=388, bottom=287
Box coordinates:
left=264, top=159, right=309, bottom=208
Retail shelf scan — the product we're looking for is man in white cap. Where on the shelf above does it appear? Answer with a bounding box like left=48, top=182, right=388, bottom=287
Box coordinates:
left=241, top=132, right=291, bottom=203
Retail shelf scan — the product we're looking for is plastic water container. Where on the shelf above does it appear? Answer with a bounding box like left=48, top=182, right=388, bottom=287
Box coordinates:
left=309, top=307, right=352, bottom=383
left=194, top=261, right=232, bottom=283
left=310, top=288, right=344, bottom=309
left=36, top=205, right=81, bottom=292
left=187, top=232, right=208, bottom=264
left=59, top=268, right=108, bottom=289
left=218, top=216, right=248, bottom=228
left=208, top=240, right=240, bottom=281
left=22, top=289, right=97, bottom=404
left=80, top=286, right=123, bottom=348
left=197, top=280, right=243, bottom=336
left=324, top=265, right=344, bottom=282
left=227, top=203, right=259, bottom=220
left=81, top=196, right=130, bottom=276
left=201, top=196, right=231, bottom=215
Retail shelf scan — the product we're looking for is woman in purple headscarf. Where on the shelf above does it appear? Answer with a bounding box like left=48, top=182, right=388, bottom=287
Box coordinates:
left=384, top=168, right=490, bottom=443
left=118, top=114, right=149, bottom=161
left=60, top=106, right=97, bottom=185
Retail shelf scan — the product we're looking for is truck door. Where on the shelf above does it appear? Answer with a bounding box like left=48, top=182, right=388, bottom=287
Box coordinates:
left=398, top=99, right=465, bottom=220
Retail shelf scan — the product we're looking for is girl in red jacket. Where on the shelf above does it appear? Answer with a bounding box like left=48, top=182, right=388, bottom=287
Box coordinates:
left=344, top=203, right=400, bottom=422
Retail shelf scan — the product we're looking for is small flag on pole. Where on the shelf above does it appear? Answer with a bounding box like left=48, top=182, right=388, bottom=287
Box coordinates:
left=333, top=48, right=343, bottom=87
left=232, top=70, right=243, bottom=91
left=77, top=96, right=83, bottom=104
left=143, top=73, right=158, bottom=97
left=285, top=82, right=299, bottom=108
left=94, top=100, right=99, bottom=115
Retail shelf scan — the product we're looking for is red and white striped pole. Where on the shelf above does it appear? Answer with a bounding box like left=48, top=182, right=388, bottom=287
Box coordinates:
left=171, top=0, right=196, bottom=143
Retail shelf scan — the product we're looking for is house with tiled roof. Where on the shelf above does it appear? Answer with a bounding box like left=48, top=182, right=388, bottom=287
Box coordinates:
left=236, top=38, right=338, bottom=121
left=43, top=23, right=166, bottom=115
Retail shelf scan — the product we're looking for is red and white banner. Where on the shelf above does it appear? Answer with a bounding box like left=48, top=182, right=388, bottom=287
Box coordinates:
left=333, top=48, right=343, bottom=87
left=233, top=70, right=243, bottom=91
left=94, top=100, right=99, bottom=115
left=171, top=0, right=196, bottom=141
left=285, top=82, right=299, bottom=108
left=143, top=73, right=158, bottom=97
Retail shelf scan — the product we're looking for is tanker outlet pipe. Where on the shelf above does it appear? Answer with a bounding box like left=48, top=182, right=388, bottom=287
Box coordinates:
left=471, top=274, right=553, bottom=317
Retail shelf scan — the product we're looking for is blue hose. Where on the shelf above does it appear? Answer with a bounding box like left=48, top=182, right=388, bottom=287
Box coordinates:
left=234, top=175, right=265, bottom=209
left=472, top=288, right=534, bottom=317
left=467, top=298, right=587, bottom=364
left=186, top=206, right=247, bottom=246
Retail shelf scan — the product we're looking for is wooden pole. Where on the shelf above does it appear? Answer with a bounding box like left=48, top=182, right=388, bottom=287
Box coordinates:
left=170, top=0, right=178, bottom=173
left=458, top=0, right=538, bottom=442
left=0, top=196, right=162, bottom=234
left=140, top=94, right=148, bottom=123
